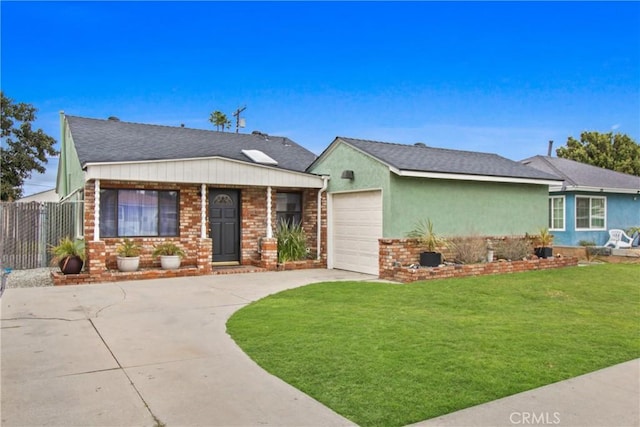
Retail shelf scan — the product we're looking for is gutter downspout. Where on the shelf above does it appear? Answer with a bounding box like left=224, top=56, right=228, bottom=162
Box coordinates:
left=317, top=176, right=329, bottom=260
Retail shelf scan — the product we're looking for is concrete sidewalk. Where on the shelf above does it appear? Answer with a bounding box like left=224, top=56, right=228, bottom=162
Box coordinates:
left=413, top=359, right=639, bottom=427
left=1, top=269, right=639, bottom=427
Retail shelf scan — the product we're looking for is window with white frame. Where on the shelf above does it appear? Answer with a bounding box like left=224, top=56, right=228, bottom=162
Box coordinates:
left=548, top=196, right=565, bottom=230
left=575, top=196, right=606, bottom=230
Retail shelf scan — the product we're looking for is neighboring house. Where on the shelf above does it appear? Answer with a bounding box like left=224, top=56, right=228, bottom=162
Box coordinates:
left=17, top=189, right=58, bottom=203
left=307, top=137, right=562, bottom=275
left=56, top=113, right=327, bottom=275
left=521, top=155, right=640, bottom=246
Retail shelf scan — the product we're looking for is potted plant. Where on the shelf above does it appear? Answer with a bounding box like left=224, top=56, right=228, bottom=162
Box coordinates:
left=152, top=242, right=185, bottom=270
left=534, top=228, right=554, bottom=258
left=408, top=219, right=445, bottom=267
left=50, top=237, right=85, bottom=275
left=116, top=238, right=141, bottom=272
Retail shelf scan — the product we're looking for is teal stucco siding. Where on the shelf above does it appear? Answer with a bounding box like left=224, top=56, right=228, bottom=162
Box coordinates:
left=388, top=174, right=549, bottom=238
left=310, top=140, right=551, bottom=239
left=309, top=142, right=395, bottom=233
left=56, top=116, right=85, bottom=198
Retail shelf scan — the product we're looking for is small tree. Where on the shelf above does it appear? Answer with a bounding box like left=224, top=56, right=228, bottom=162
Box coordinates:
left=556, top=131, right=640, bottom=176
left=209, top=110, right=231, bottom=132
left=1, top=92, right=58, bottom=201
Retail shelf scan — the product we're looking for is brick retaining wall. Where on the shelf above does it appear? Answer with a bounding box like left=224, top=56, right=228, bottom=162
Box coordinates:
left=388, top=256, right=578, bottom=283
left=380, top=237, right=578, bottom=283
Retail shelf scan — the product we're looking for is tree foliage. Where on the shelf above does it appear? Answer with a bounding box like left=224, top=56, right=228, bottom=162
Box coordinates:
left=209, top=110, right=231, bottom=132
left=1, top=92, right=58, bottom=201
left=556, top=131, right=640, bottom=176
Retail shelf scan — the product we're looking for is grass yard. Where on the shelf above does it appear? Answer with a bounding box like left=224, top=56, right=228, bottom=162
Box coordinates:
left=227, top=264, right=640, bottom=427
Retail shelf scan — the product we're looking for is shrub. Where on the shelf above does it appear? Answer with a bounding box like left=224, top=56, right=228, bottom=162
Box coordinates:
left=407, top=219, right=446, bottom=252
left=49, top=237, right=86, bottom=264
left=152, top=242, right=185, bottom=258
left=494, top=237, right=532, bottom=261
left=447, top=236, right=487, bottom=264
left=116, top=238, right=141, bottom=257
left=276, top=219, right=307, bottom=263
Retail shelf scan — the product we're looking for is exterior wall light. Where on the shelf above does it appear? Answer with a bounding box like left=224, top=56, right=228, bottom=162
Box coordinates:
left=341, top=170, right=354, bottom=180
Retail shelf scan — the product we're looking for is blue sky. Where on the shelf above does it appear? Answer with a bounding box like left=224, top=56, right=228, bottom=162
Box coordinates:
left=2, top=1, right=639, bottom=196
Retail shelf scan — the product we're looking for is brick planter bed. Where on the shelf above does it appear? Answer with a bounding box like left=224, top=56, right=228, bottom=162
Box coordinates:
left=52, top=258, right=328, bottom=286
left=385, top=257, right=578, bottom=284
left=52, top=266, right=202, bottom=286
left=278, top=259, right=326, bottom=271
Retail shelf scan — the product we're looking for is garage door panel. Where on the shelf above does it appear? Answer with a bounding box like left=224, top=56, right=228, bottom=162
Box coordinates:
left=332, top=191, right=382, bottom=275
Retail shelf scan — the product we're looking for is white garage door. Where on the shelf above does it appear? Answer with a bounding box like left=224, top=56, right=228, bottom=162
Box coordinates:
left=331, top=190, right=383, bottom=275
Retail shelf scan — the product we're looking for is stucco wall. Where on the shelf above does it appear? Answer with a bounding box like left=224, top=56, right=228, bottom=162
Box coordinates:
left=389, top=175, right=549, bottom=238
left=309, top=142, right=550, bottom=239
left=552, top=192, right=640, bottom=246
left=57, top=120, right=85, bottom=198
left=308, top=142, right=393, bottom=232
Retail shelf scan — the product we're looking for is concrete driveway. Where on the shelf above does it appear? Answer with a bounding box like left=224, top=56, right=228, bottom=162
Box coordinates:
left=1, top=269, right=375, bottom=427
left=3, top=269, right=639, bottom=427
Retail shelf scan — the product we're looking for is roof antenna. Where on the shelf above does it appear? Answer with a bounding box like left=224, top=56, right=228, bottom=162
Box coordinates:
left=547, top=140, right=554, bottom=156
left=233, top=106, right=246, bottom=133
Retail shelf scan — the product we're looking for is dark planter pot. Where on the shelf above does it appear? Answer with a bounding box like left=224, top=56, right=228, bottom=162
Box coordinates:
left=534, top=247, right=553, bottom=259
left=59, top=256, right=84, bottom=275
left=420, top=251, right=442, bottom=267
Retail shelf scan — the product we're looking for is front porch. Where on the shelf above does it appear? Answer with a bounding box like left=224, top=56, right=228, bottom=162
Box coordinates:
left=52, top=238, right=326, bottom=286
left=53, top=177, right=327, bottom=285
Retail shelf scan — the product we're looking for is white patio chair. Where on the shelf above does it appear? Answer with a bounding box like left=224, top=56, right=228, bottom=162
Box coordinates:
left=604, top=229, right=633, bottom=249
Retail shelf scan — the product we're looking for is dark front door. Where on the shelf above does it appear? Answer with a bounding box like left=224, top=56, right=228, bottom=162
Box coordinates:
left=209, top=189, right=240, bottom=263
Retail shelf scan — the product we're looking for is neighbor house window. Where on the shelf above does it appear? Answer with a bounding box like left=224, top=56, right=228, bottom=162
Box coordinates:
left=100, top=189, right=179, bottom=237
left=575, top=196, right=606, bottom=230
left=276, top=192, right=302, bottom=227
left=548, top=196, right=565, bottom=231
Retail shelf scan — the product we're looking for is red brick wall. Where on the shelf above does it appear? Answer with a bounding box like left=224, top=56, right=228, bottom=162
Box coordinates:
left=387, top=257, right=578, bottom=283
left=379, top=237, right=578, bottom=283
left=79, top=180, right=327, bottom=281
left=85, top=180, right=203, bottom=270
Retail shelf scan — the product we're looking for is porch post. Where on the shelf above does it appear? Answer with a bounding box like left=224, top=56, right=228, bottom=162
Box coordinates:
left=201, top=184, right=207, bottom=238
left=94, top=179, right=100, bottom=241
left=266, top=186, right=273, bottom=238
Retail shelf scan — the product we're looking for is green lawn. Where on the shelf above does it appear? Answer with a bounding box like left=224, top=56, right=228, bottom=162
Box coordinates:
left=227, top=264, right=640, bottom=427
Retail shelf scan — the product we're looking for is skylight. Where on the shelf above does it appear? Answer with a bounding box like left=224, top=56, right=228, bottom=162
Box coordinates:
left=241, top=149, right=278, bottom=166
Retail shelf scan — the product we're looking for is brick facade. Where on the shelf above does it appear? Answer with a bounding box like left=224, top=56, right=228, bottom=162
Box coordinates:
left=53, top=180, right=326, bottom=285
left=379, top=238, right=578, bottom=283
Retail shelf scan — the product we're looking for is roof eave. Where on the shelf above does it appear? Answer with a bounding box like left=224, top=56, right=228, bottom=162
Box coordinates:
left=394, top=169, right=563, bottom=186
left=553, top=185, right=640, bottom=194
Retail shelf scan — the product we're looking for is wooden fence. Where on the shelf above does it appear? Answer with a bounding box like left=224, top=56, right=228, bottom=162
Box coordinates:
left=0, top=201, right=83, bottom=270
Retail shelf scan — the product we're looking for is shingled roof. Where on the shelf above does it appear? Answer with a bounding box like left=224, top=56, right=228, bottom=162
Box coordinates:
left=66, top=116, right=317, bottom=173
left=317, top=137, right=560, bottom=181
left=521, top=155, right=640, bottom=192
